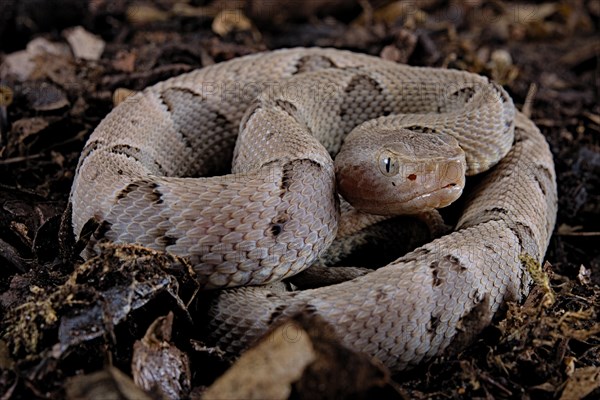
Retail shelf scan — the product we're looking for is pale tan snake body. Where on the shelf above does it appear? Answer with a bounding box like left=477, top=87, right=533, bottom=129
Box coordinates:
left=69, top=48, right=557, bottom=371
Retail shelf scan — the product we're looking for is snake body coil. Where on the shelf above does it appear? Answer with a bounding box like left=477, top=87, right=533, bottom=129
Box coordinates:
left=70, top=48, right=557, bottom=371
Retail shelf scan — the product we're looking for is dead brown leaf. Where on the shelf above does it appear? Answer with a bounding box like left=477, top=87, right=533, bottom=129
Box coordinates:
left=560, top=366, right=600, bottom=400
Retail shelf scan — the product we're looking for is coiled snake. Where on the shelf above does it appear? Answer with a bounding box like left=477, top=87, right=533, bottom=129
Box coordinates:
left=69, top=48, right=557, bottom=371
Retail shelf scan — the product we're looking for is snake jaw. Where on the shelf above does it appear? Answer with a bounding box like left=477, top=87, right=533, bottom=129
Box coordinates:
left=394, top=181, right=465, bottom=214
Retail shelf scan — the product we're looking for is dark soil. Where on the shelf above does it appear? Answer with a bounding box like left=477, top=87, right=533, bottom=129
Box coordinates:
left=0, top=1, right=598, bottom=399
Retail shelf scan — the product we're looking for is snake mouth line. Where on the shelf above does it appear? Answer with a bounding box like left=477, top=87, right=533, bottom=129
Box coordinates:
left=391, top=182, right=464, bottom=212
left=352, top=182, right=463, bottom=215
left=404, top=182, right=463, bottom=204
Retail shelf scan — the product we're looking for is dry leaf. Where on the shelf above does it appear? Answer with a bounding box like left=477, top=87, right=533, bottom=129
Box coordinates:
left=132, top=313, right=191, bottom=400
left=203, top=320, right=316, bottom=400
left=64, top=26, right=105, bottom=61
left=127, top=3, right=169, bottom=24
left=0, top=38, right=70, bottom=81
left=113, top=88, right=137, bottom=106
left=212, top=9, right=253, bottom=37
left=66, top=367, right=152, bottom=400
left=560, top=366, right=600, bottom=400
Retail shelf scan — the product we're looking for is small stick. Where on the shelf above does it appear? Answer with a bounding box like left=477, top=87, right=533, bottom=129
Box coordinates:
left=522, top=82, right=537, bottom=118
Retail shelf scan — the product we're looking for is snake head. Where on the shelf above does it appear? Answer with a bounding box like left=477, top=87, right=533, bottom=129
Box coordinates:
left=335, top=129, right=466, bottom=215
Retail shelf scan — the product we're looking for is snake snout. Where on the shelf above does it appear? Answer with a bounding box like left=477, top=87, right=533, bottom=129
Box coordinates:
left=335, top=129, right=467, bottom=215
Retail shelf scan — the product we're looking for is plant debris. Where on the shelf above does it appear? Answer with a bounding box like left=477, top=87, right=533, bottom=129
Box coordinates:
left=0, top=0, right=598, bottom=398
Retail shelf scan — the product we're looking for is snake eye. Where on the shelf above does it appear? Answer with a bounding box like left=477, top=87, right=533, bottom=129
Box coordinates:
left=378, top=151, right=399, bottom=177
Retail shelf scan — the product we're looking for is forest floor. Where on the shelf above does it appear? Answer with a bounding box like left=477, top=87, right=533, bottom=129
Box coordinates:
left=0, top=0, right=598, bottom=398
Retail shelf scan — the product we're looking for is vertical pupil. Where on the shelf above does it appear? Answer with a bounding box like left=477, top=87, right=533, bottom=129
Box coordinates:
left=385, top=158, right=391, bottom=173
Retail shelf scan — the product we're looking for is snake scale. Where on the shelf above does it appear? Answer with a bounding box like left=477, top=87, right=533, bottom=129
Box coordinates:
left=69, top=48, right=557, bottom=372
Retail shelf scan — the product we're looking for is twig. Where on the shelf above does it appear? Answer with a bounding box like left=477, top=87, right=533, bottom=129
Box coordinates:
left=0, top=153, right=45, bottom=165
left=0, top=84, right=13, bottom=147
left=522, top=83, right=537, bottom=118
left=558, top=231, right=600, bottom=237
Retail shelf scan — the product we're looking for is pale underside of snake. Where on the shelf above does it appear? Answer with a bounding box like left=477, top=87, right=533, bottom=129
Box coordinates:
left=69, top=48, right=557, bottom=372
